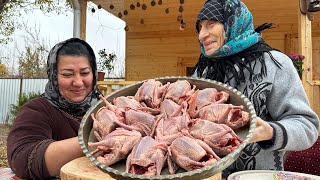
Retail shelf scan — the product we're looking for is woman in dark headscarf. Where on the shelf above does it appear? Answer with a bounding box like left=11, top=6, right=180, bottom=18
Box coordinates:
left=192, top=0, right=319, bottom=177
left=7, top=38, right=101, bottom=179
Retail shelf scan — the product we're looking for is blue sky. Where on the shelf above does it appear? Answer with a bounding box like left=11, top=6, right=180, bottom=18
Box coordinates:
left=0, top=2, right=126, bottom=78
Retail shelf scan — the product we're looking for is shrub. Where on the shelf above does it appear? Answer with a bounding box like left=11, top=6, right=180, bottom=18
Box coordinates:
left=5, top=92, right=42, bottom=126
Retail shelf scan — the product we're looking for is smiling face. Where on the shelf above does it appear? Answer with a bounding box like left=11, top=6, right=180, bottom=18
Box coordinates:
left=198, top=20, right=225, bottom=56
left=57, top=55, right=93, bottom=103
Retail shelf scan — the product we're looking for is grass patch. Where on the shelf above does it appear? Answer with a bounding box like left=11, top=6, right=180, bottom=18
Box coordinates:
left=0, top=125, right=10, bottom=167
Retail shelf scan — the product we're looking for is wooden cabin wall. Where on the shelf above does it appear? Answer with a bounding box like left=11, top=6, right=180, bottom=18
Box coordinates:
left=126, top=34, right=200, bottom=80
left=288, top=35, right=320, bottom=116
left=123, top=1, right=203, bottom=80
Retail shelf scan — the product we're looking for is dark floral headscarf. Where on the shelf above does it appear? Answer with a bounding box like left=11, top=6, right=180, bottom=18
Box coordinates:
left=44, top=38, right=101, bottom=116
left=196, top=0, right=261, bottom=58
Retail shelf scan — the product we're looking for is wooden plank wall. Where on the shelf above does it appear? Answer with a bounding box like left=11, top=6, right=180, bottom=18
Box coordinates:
left=288, top=36, right=320, bottom=116
left=123, top=1, right=203, bottom=80
left=126, top=35, right=200, bottom=80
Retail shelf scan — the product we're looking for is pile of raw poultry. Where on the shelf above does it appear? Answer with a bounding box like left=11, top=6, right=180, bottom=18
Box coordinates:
left=88, top=79, right=250, bottom=175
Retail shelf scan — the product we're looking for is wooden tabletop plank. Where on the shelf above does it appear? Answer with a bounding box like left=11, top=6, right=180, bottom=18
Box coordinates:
left=60, top=156, right=222, bottom=180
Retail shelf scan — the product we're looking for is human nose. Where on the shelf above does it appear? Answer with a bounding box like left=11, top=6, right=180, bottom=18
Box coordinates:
left=198, top=27, right=209, bottom=43
left=72, top=73, right=84, bottom=86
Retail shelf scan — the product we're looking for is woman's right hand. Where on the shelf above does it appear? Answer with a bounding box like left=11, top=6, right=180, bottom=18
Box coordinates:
left=249, top=117, right=274, bottom=143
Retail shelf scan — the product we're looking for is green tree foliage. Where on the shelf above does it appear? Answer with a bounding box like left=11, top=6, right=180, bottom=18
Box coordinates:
left=0, top=0, right=72, bottom=44
left=5, top=91, right=42, bottom=126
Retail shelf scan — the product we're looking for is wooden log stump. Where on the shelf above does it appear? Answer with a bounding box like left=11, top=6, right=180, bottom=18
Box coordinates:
left=60, top=156, right=222, bottom=180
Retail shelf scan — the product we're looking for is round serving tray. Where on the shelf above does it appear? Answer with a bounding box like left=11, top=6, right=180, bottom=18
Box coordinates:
left=78, top=76, right=257, bottom=180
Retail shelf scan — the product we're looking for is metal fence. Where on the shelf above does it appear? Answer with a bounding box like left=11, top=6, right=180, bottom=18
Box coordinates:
left=0, top=78, right=48, bottom=124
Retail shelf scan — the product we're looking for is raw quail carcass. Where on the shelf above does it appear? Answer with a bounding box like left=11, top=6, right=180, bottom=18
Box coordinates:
left=167, top=136, right=220, bottom=174
left=115, top=108, right=164, bottom=136
left=156, top=103, right=190, bottom=145
left=134, top=79, right=168, bottom=108
left=98, top=94, right=117, bottom=113
left=99, top=94, right=142, bottom=117
left=163, top=80, right=196, bottom=105
left=197, top=103, right=249, bottom=129
left=91, top=107, right=121, bottom=140
left=112, top=96, right=143, bottom=115
left=227, top=108, right=250, bottom=129
left=188, top=119, right=242, bottom=156
left=160, top=99, right=186, bottom=117
left=187, top=88, right=229, bottom=117
left=126, top=136, right=167, bottom=175
left=113, top=96, right=142, bottom=109
left=88, top=128, right=142, bottom=166
left=112, top=96, right=161, bottom=116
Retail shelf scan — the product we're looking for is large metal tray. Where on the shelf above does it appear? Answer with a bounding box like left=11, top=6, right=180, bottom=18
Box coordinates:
left=78, top=76, right=257, bottom=180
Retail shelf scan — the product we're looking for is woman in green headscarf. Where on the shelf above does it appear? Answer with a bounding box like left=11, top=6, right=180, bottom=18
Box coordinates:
left=192, top=0, right=319, bottom=177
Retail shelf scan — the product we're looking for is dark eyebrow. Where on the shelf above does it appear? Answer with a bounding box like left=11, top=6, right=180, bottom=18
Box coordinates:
left=60, top=67, right=91, bottom=72
left=80, top=67, right=91, bottom=71
left=60, top=68, right=74, bottom=72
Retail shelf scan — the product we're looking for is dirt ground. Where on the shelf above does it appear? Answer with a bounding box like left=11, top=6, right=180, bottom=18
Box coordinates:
left=0, top=125, right=10, bottom=167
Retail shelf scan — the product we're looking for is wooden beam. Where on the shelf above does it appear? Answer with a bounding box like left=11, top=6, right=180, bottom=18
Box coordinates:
left=298, top=2, right=315, bottom=106
left=79, top=0, right=87, bottom=40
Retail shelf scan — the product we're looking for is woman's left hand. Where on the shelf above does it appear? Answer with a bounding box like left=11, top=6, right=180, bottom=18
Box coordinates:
left=249, top=117, right=274, bottom=143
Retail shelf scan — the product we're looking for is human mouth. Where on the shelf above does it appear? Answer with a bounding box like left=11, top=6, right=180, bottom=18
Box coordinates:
left=203, top=41, right=216, bottom=50
left=203, top=41, right=215, bottom=46
left=71, top=89, right=85, bottom=95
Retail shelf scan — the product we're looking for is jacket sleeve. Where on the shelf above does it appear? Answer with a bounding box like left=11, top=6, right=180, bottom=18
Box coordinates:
left=7, top=98, right=55, bottom=179
left=262, top=51, right=319, bottom=151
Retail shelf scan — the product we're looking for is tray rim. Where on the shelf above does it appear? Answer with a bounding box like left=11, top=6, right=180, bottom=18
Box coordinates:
left=227, top=170, right=320, bottom=180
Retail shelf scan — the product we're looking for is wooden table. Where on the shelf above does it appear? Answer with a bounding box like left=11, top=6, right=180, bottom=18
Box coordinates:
left=60, top=156, right=222, bottom=180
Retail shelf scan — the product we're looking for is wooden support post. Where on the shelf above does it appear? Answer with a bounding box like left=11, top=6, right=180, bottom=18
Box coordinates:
left=19, top=78, right=23, bottom=99
left=79, top=0, right=87, bottom=40
left=298, top=3, right=315, bottom=110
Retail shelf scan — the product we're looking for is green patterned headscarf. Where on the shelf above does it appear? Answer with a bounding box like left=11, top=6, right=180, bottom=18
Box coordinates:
left=196, top=0, right=261, bottom=58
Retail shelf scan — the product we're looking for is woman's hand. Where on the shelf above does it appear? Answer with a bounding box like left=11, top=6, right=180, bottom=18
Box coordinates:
left=249, top=117, right=274, bottom=143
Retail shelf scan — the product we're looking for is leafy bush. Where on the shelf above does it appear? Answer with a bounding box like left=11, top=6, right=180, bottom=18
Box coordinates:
left=5, top=92, right=42, bottom=126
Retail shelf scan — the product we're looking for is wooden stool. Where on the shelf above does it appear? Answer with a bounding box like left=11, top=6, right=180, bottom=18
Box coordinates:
left=60, top=156, right=222, bottom=180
